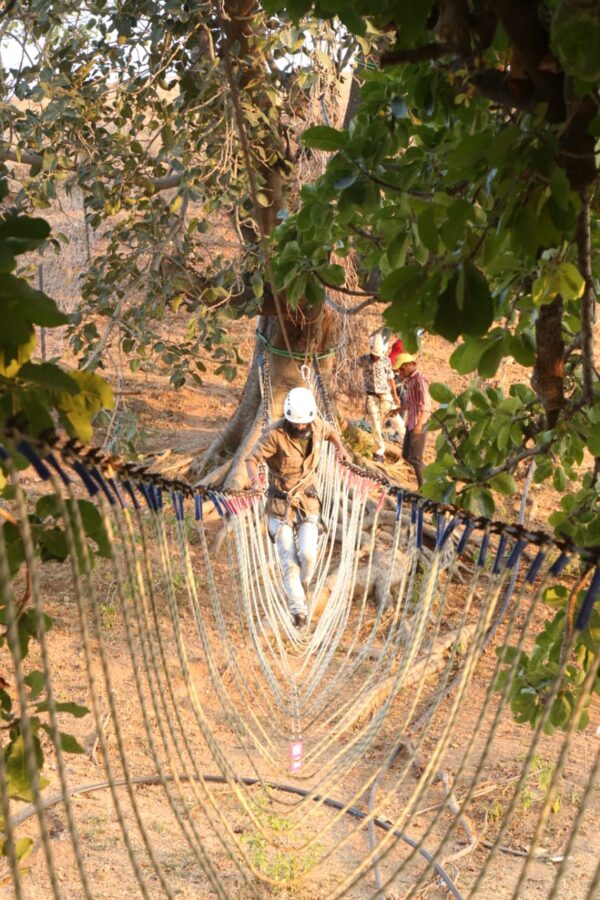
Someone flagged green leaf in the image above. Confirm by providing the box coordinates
[551,2,600,81]
[333,173,358,190]
[543,585,568,608]
[491,472,517,495]
[57,371,115,442]
[391,97,409,119]
[77,500,112,558]
[477,337,505,378]
[0,275,68,326]
[317,263,345,286]
[286,272,307,305]
[4,735,48,801]
[449,339,487,374]
[417,206,438,253]
[38,527,69,562]
[550,694,571,729]
[36,700,89,718]
[475,487,495,517]
[550,167,571,213]
[429,382,454,404]
[1,836,34,863]
[587,423,600,457]
[386,233,408,268]
[446,132,493,183]
[0,214,50,243]
[15,836,34,862]
[1,521,25,578]
[380,266,426,302]
[18,362,80,394]
[40,725,85,754]
[461,264,494,337]
[532,263,585,306]
[24,670,45,701]
[496,421,511,451]
[508,334,536,367]
[440,199,475,249]
[433,277,461,341]
[16,609,52,659]
[553,466,568,492]
[301,125,348,152]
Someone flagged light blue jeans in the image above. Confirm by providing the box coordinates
[268,515,319,616]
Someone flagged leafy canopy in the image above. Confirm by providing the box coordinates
[267,0,600,537]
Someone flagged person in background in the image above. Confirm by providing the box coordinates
[394,353,431,489]
[357,333,405,463]
[245,387,349,629]
[388,335,405,370]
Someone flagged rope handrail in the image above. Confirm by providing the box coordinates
[3,422,599,575]
[255,329,337,361]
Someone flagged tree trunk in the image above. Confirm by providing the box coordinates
[532,296,565,428]
[190,2,357,486]
[193,304,338,485]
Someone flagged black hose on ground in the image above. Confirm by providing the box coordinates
[11,772,463,899]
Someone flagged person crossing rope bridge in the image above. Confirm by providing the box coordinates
[358,333,406,463]
[245,387,349,628]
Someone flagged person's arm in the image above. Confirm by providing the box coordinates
[412,374,427,434]
[326,429,351,463]
[388,373,400,406]
[399,387,407,418]
[384,357,399,404]
[245,455,266,491]
[245,431,275,490]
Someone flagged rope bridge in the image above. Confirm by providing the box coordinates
[1,420,599,898]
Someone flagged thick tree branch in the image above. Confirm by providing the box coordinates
[150,171,183,191]
[0,144,184,192]
[490,0,565,122]
[532,295,565,428]
[380,43,454,66]
[576,186,596,405]
[470,69,536,114]
[484,443,548,478]
[315,272,378,297]
[325,293,381,315]
[0,145,43,167]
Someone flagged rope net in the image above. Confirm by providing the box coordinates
[1,420,599,898]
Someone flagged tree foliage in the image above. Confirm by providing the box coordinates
[0,0,350,384]
[266,0,600,535]
[264,0,600,729]
[0,178,113,850]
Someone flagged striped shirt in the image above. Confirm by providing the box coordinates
[404,369,431,429]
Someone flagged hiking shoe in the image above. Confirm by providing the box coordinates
[373,452,385,463]
[293,613,307,629]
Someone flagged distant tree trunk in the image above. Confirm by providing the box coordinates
[192,2,347,485]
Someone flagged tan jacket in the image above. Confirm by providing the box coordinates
[246,417,334,520]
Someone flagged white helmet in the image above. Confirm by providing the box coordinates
[284,387,318,424]
[370,333,386,357]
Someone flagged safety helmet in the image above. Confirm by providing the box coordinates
[369,333,386,357]
[284,387,318,424]
[393,352,416,370]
